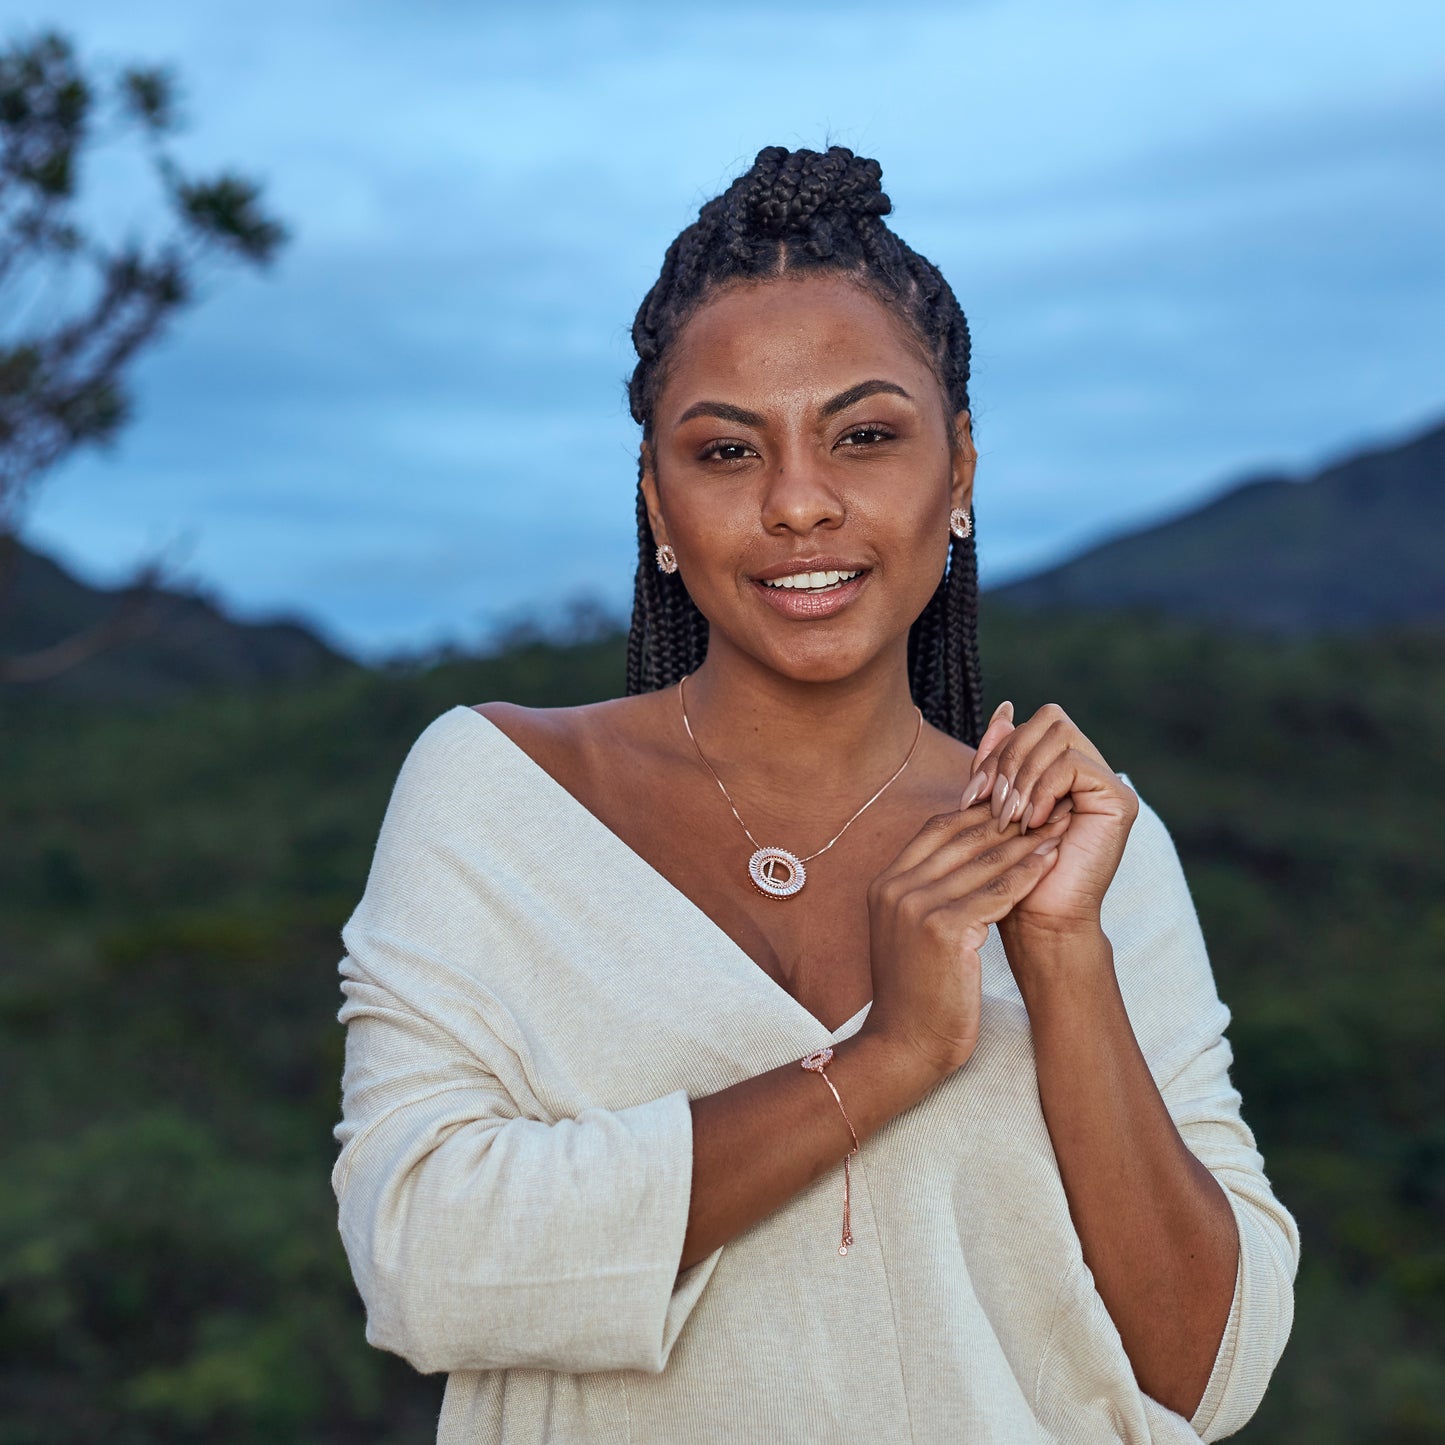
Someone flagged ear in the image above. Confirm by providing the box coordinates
[639,441,670,549]
[949,409,976,517]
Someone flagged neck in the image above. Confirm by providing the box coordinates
[678,638,924,818]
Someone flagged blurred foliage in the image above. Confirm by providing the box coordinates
[0,28,287,525]
[0,610,1440,1441]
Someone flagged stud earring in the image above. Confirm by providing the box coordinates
[949,507,973,541]
[655,543,678,574]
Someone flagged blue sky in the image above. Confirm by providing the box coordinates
[9,0,1445,659]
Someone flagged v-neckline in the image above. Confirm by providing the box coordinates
[451,705,871,1042]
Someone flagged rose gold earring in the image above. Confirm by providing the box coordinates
[655,543,678,574]
[949,507,973,540]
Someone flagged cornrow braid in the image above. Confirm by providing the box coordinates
[623,144,983,745]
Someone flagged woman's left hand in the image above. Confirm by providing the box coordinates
[965,701,1138,944]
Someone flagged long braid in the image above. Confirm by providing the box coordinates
[624,145,985,745]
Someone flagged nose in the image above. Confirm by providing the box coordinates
[758,446,845,536]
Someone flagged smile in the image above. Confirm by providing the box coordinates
[753,567,870,620]
[760,569,863,592]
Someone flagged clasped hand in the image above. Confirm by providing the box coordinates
[969,699,1138,942]
[862,700,1137,1081]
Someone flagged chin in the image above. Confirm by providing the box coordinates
[755,633,895,686]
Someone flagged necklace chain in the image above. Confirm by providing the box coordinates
[678,673,925,868]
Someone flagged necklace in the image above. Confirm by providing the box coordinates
[678,673,925,900]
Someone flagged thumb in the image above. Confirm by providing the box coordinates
[971,700,1015,772]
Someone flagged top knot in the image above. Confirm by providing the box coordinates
[741,145,892,238]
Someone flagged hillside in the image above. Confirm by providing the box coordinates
[7,412,1442,710]
[0,535,352,704]
[991,416,1445,633]
[1,611,1441,1443]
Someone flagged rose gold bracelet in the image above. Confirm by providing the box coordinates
[801,1047,860,1255]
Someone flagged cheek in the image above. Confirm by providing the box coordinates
[665,494,753,584]
[852,474,953,548]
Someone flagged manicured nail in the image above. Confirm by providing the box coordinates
[1016,791,1032,835]
[1001,791,1023,833]
[959,770,991,808]
[991,771,1010,812]
[992,774,1012,831]
[1032,836,1061,855]
[990,700,1014,724]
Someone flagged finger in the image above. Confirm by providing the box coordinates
[914,833,1063,930]
[973,705,1071,827]
[1019,749,1127,827]
[959,767,994,809]
[891,807,1070,898]
[997,719,1077,834]
[1009,778,1078,839]
[985,705,1114,833]
[893,762,1075,882]
[966,701,1016,781]
[885,806,996,879]
[1000,702,1110,774]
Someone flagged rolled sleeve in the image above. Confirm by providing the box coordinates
[1167,1035,1300,1441]
[332,961,716,1376]
[1108,790,1300,1438]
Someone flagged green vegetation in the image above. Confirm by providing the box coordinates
[1,607,1440,1442]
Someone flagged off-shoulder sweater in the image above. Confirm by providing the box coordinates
[332,705,1299,1443]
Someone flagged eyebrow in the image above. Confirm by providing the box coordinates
[820,379,912,418]
[674,379,913,429]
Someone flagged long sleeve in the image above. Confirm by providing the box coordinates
[1163,1031,1299,1441]
[330,713,722,1377]
[332,956,714,1375]
[1105,791,1300,1441]
[328,708,1299,1440]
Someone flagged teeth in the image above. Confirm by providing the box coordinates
[763,569,861,591]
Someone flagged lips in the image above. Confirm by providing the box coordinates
[760,567,863,593]
[751,556,872,584]
[752,568,870,620]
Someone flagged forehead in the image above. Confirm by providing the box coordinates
[660,273,937,414]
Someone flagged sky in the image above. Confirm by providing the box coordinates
[8,0,1445,660]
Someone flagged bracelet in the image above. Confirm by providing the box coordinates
[801,1047,859,1256]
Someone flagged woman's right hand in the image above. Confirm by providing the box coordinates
[862,794,1070,1081]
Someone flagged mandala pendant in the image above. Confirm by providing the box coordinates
[748,846,806,899]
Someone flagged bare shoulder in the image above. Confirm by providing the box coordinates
[912,719,981,803]
[469,692,677,780]
[926,721,980,772]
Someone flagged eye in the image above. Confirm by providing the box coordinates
[837,424,895,447]
[698,438,758,463]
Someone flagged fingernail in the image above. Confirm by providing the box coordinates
[959,771,991,808]
[990,700,1014,724]
[992,774,1011,831]
[1032,836,1061,855]
[1017,791,1032,835]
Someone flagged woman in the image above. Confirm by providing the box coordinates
[333,146,1298,1443]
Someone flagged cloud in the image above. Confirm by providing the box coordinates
[12,0,1444,650]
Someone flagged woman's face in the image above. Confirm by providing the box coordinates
[641,271,974,687]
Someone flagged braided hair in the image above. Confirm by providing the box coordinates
[624,145,983,746]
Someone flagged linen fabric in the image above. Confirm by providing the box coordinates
[333,706,1299,1444]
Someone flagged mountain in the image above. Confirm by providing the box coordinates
[8,409,1441,708]
[0,535,353,704]
[989,416,1445,633]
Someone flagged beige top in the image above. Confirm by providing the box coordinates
[332,705,1298,1444]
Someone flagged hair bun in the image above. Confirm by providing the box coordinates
[744,145,892,238]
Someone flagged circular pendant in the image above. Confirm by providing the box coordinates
[748,846,806,899]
